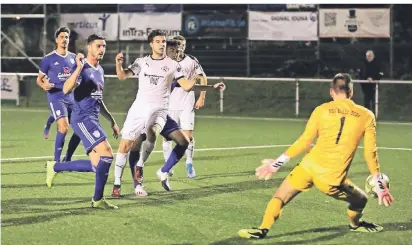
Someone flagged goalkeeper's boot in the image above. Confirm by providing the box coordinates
[349,221,383,232]
[46,161,57,188]
[238,227,269,239]
[91,198,118,209]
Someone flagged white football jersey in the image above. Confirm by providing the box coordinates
[168,54,205,111]
[127,55,184,109]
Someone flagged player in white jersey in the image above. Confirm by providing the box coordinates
[162,35,207,179]
[111,30,225,197]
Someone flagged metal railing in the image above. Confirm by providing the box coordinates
[2,72,412,119]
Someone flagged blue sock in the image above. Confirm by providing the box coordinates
[46,115,55,126]
[64,133,81,161]
[128,151,140,179]
[161,144,187,173]
[94,156,113,201]
[54,131,66,162]
[54,159,95,172]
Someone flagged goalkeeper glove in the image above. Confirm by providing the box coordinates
[372,173,394,206]
[255,154,290,180]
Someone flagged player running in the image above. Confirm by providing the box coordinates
[36,27,81,162]
[111,31,225,197]
[238,73,394,239]
[46,34,120,209]
[162,35,207,179]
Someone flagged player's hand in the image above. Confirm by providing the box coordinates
[41,77,55,91]
[255,159,280,180]
[194,98,205,109]
[115,53,124,65]
[76,53,85,68]
[213,82,226,91]
[112,123,120,139]
[373,173,395,206]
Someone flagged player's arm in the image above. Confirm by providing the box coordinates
[116,53,137,80]
[363,113,380,175]
[36,57,54,91]
[256,107,320,180]
[364,112,394,206]
[63,53,84,94]
[195,60,207,108]
[192,82,226,92]
[99,100,120,139]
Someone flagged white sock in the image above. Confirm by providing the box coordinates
[137,140,155,167]
[114,152,128,186]
[186,137,195,164]
[162,139,173,162]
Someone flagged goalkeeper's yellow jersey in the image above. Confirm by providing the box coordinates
[285,98,380,186]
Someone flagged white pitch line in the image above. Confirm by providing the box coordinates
[2,108,412,126]
[1,144,411,162]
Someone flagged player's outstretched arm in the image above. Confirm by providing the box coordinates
[99,100,120,139]
[256,107,319,180]
[176,77,197,91]
[115,53,134,80]
[363,113,394,206]
[195,74,208,109]
[63,53,84,94]
[191,82,226,92]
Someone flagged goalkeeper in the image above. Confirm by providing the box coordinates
[238,73,394,239]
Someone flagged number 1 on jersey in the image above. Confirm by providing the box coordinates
[336,117,346,144]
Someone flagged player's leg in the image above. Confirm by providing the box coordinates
[239,164,312,239]
[162,110,180,162]
[62,103,81,162]
[157,116,189,191]
[49,100,70,162]
[320,179,382,232]
[112,109,147,197]
[180,109,196,178]
[46,119,117,209]
[130,134,148,197]
[112,138,135,197]
[43,113,55,139]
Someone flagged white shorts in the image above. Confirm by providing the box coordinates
[168,109,195,131]
[121,103,168,141]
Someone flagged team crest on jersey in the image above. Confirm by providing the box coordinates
[93,130,101,138]
[70,59,75,64]
[161,66,169,72]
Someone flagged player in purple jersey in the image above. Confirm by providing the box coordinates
[36,27,81,162]
[46,34,120,209]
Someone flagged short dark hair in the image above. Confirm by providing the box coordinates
[172,35,186,42]
[87,34,105,44]
[55,27,70,38]
[332,73,353,97]
[148,29,166,43]
[166,40,178,47]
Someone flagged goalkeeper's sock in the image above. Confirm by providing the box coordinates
[347,208,363,227]
[259,197,283,230]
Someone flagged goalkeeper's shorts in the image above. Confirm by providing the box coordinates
[287,164,358,201]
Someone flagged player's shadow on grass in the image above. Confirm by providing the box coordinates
[1,207,92,227]
[209,219,412,245]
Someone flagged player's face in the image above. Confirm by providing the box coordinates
[88,39,106,61]
[150,36,166,56]
[166,46,178,60]
[56,32,69,49]
[178,40,186,57]
[366,52,374,62]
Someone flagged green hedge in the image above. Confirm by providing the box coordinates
[11,77,412,121]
